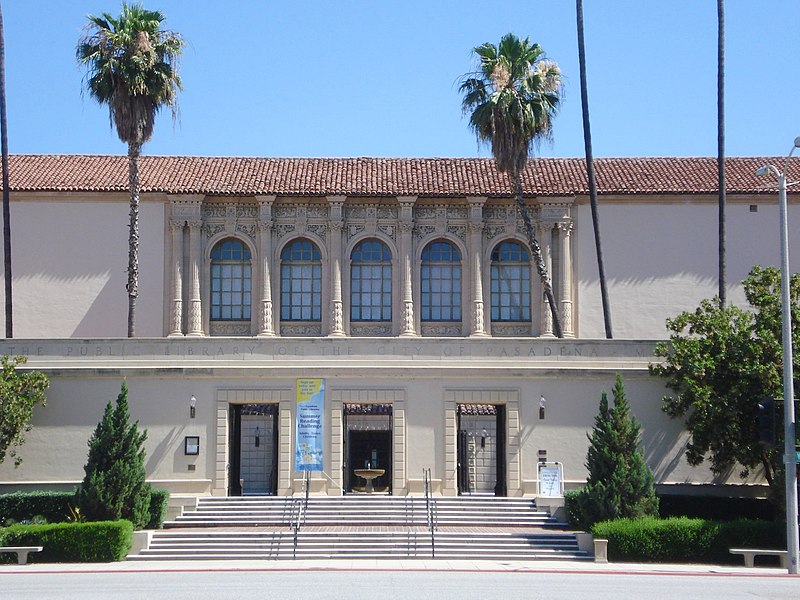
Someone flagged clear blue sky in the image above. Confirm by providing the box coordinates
[4,1,800,158]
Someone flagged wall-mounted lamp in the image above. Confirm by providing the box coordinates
[539,395,547,420]
[184,435,200,455]
[189,395,196,419]
[481,428,488,448]
[254,426,260,448]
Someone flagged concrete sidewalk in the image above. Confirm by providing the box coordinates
[0,558,794,577]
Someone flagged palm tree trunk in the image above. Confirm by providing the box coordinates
[717,0,727,307]
[577,0,612,339]
[0,3,12,339]
[513,172,562,338]
[126,141,141,338]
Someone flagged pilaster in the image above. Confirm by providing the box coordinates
[558,222,575,338]
[398,196,417,337]
[467,196,488,337]
[256,196,276,337]
[327,196,346,337]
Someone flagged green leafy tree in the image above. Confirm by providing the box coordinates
[460,33,564,337]
[77,381,150,528]
[0,355,49,467]
[574,375,659,528]
[77,3,184,337]
[651,265,800,498]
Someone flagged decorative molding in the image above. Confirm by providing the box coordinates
[235,223,257,240]
[280,322,323,337]
[350,323,392,337]
[415,206,437,220]
[413,224,436,240]
[210,321,251,336]
[329,301,345,336]
[306,204,328,218]
[273,206,297,219]
[258,301,275,337]
[483,225,506,240]
[377,224,396,242]
[307,223,328,242]
[421,323,462,337]
[347,223,365,240]
[491,323,531,337]
[447,225,467,241]
[204,223,226,239]
[377,206,398,219]
[345,206,366,220]
[447,206,468,220]
[275,223,297,239]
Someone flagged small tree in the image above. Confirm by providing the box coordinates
[77,381,150,528]
[0,355,49,467]
[574,375,659,528]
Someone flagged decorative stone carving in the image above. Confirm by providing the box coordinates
[483,225,506,240]
[329,221,344,232]
[258,300,275,337]
[377,224,396,241]
[202,204,227,218]
[235,223,256,240]
[204,224,226,239]
[276,224,297,239]
[330,301,345,336]
[209,321,251,336]
[421,323,462,337]
[447,225,467,241]
[377,206,398,219]
[273,206,297,219]
[413,225,436,240]
[345,206,366,220]
[237,205,259,218]
[491,323,531,337]
[473,301,485,335]
[307,223,328,242]
[350,324,392,337]
[415,206,437,220]
[400,301,415,336]
[307,204,328,218]
[280,323,323,337]
[447,206,468,220]
[347,223,365,240]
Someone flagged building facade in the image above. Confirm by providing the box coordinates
[0,155,795,505]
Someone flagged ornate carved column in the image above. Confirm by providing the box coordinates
[257,196,276,337]
[398,196,417,337]
[467,196,487,337]
[168,219,184,336]
[538,223,555,338]
[558,222,575,337]
[327,196,346,337]
[186,220,204,336]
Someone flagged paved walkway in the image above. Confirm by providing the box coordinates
[0,558,794,577]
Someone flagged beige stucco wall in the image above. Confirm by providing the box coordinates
[0,338,765,498]
[0,194,166,338]
[575,196,800,339]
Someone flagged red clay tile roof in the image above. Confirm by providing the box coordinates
[4,154,798,197]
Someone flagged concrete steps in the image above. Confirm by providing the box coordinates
[130,496,588,561]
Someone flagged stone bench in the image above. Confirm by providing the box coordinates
[0,546,44,565]
[729,548,788,568]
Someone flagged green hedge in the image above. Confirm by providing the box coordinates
[592,517,785,564]
[0,491,74,525]
[0,520,133,563]
[146,489,169,529]
[0,489,170,529]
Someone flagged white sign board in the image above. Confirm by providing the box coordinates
[537,463,563,497]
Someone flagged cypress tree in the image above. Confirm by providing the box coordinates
[77,381,150,528]
[576,375,659,528]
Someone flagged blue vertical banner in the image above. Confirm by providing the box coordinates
[296,378,324,471]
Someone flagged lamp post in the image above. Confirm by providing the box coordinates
[756,136,800,574]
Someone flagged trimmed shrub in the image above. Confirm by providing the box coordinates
[146,489,169,529]
[564,488,585,529]
[0,491,74,525]
[592,517,785,564]
[0,520,133,563]
[658,494,774,521]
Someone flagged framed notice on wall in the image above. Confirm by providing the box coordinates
[537,462,564,497]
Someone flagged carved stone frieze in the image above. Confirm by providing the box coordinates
[345,206,366,220]
[421,323,462,337]
[202,204,227,218]
[280,322,323,337]
[237,206,259,218]
[273,206,297,219]
[491,323,532,337]
[483,225,506,240]
[415,206,437,220]
[377,206,398,219]
[306,204,328,218]
[350,323,392,337]
[447,206,468,220]
[210,321,251,336]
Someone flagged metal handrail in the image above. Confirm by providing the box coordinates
[423,468,436,558]
[292,470,311,559]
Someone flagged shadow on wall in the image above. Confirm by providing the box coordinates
[71,274,126,337]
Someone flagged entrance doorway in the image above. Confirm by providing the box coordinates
[457,404,506,496]
[343,403,392,493]
[228,404,279,496]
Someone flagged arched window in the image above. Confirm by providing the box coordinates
[421,240,461,321]
[280,238,322,321]
[351,239,392,321]
[490,241,531,322]
[210,238,252,321]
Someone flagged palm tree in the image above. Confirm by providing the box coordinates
[78,3,183,337]
[0,1,11,338]
[576,0,612,338]
[717,0,726,307]
[460,33,564,337]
